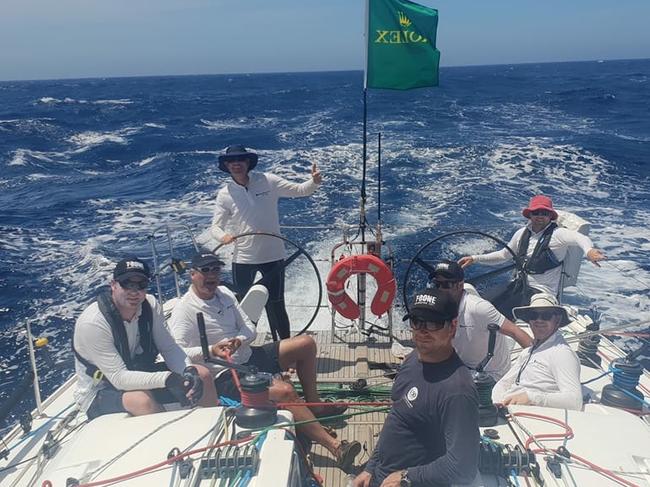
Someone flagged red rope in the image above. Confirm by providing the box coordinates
[277,401,390,408]
[513,411,639,487]
[74,436,254,487]
[224,352,242,392]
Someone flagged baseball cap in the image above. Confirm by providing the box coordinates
[432,260,464,281]
[113,257,151,281]
[402,288,459,322]
[191,253,225,269]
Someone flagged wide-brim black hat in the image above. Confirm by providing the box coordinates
[218,145,258,172]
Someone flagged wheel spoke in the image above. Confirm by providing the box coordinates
[414,257,437,277]
[466,264,516,285]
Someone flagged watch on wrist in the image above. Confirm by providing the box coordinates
[400,469,412,487]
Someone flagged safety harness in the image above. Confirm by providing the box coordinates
[517,223,562,275]
[73,291,158,384]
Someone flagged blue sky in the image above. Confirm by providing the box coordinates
[1,0,649,81]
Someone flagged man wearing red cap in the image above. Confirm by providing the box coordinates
[459,195,605,309]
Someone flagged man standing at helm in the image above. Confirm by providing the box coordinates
[459,195,605,315]
[210,145,322,341]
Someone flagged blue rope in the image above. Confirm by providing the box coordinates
[609,362,650,409]
[510,469,521,487]
[580,370,611,386]
[218,396,241,407]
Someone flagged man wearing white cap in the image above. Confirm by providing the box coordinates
[491,293,582,411]
[459,195,605,311]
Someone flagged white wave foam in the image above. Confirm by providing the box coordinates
[38,97,60,104]
[7,148,58,166]
[37,97,133,105]
[93,99,133,105]
[66,125,146,151]
[67,131,128,148]
[138,156,156,166]
[200,118,249,130]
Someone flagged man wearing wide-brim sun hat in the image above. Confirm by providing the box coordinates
[458,194,606,315]
[209,144,322,341]
[491,292,582,411]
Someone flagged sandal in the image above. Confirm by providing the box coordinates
[335,439,361,470]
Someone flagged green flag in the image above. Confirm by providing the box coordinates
[366,0,440,90]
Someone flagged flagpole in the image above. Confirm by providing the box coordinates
[357,0,371,333]
[361,0,370,244]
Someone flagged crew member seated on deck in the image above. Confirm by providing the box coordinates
[492,293,583,411]
[73,257,217,420]
[353,287,479,487]
[432,260,533,381]
[458,195,606,317]
[168,253,360,470]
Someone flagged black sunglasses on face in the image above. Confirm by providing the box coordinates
[119,279,149,291]
[195,265,221,274]
[410,319,448,332]
[434,280,459,289]
[526,310,558,321]
[530,209,551,216]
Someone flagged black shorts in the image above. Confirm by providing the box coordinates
[214,342,282,401]
[86,363,176,420]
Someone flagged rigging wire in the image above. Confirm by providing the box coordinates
[602,260,650,290]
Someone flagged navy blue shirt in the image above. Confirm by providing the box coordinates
[367,351,479,487]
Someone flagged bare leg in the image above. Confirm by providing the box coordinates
[122,391,164,416]
[269,380,338,454]
[193,364,219,407]
[278,335,320,403]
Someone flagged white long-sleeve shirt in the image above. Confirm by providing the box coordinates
[210,172,319,264]
[73,294,191,412]
[472,222,594,295]
[492,331,583,411]
[168,286,257,377]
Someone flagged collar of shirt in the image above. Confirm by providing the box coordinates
[526,221,553,236]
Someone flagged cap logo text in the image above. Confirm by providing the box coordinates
[126,261,144,270]
[415,294,436,306]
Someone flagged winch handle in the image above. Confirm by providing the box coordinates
[475,323,499,373]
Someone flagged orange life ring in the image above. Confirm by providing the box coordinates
[326,254,396,320]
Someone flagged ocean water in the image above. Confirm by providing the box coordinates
[1,59,649,431]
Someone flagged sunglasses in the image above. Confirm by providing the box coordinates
[119,279,149,291]
[434,280,460,289]
[530,209,552,216]
[525,310,558,321]
[410,319,448,332]
[195,265,221,274]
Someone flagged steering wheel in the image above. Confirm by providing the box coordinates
[402,230,524,312]
[212,232,323,335]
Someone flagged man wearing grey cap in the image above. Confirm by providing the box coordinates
[353,288,479,487]
[169,253,361,470]
[72,257,218,420]
[432,260,532,381]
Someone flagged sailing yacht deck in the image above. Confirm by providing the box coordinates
[253,329,413,487]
